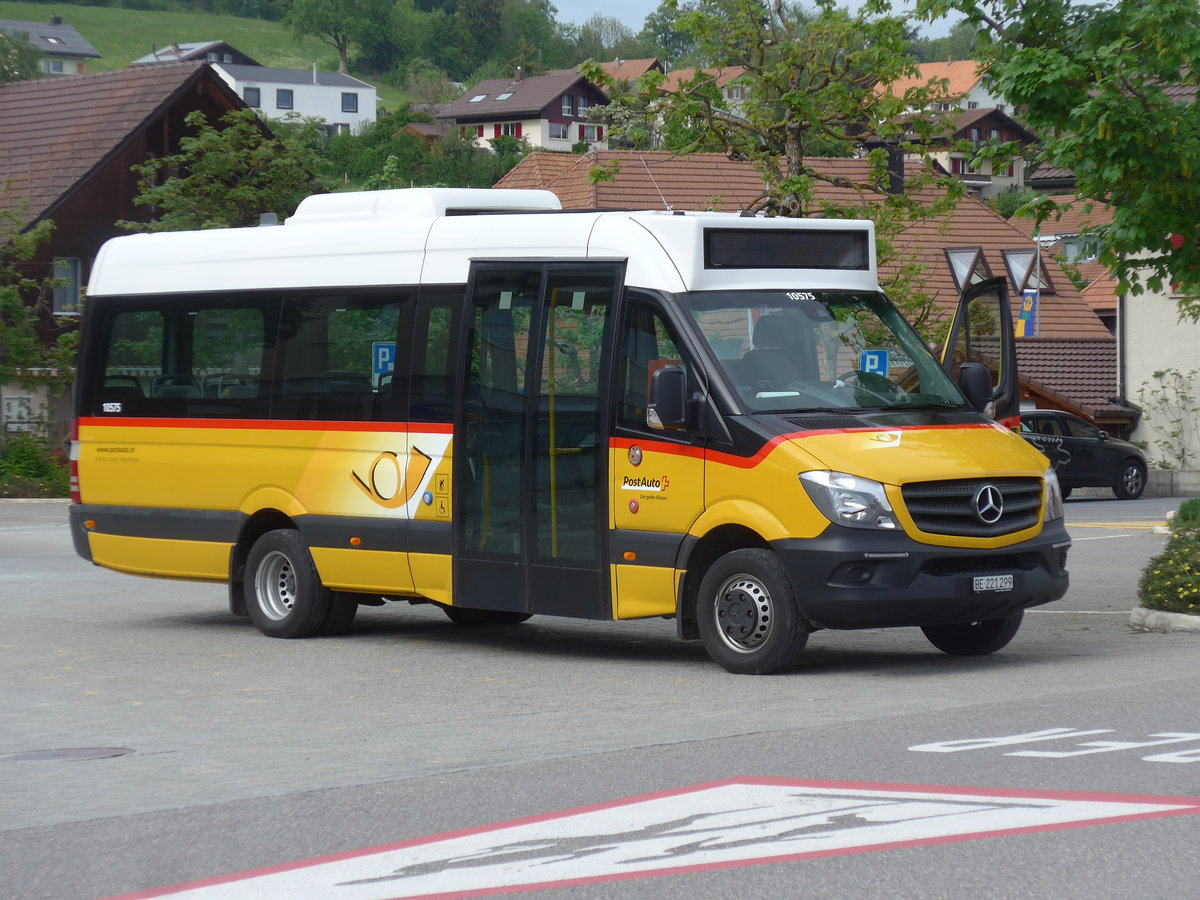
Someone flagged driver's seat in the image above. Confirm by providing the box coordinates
[741,315,812,392]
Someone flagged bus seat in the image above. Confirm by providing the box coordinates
[150,374,201,398]
[741,315,813,390]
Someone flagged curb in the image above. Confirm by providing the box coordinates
[1130,606,1200,634]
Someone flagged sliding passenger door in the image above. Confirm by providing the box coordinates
[455,261,623,619]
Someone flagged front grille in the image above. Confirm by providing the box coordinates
[901,477,1042,537]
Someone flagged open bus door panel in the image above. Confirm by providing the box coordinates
[939,276,1019,426]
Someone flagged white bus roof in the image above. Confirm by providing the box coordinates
[87,188,879,298]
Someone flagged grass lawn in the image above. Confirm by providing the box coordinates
[0,1,406,112]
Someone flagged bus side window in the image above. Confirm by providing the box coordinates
[96,309,163,415]
[274,294,406,421]
[616,301,690,433]
[404,291,461,424]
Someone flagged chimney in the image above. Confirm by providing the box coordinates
[50,15,62,25]
[885,143,905,195]
[514,66,523,83]
[312,62,317,84]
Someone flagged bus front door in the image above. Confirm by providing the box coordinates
[455,261,622,619]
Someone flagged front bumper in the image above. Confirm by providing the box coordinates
[772,520,1071,630]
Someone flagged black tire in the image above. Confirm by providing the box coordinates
[441,606,532,626]
[696,548,809,674]
[921,611,1023,656]
[1114,459,1146,500]
[1059,486,1073,500]
[244,529,333,638]
[317,592,359,635]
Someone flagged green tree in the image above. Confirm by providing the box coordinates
[639,0,699,66]
[916,0,1200,320]
[120,109,328,232]
[907,18,977,62]
[286,0,385,73]
[588,0,968,336]
[0,28,41,83]
[0,192,74,391]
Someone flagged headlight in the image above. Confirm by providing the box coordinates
[800,470,899,530]
[1044,467,1064,521]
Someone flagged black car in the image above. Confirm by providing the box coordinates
[1020,410,1148,500]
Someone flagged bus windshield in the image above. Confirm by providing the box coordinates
[682,290,966,413]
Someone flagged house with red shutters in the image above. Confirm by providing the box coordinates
[436,68,610,152]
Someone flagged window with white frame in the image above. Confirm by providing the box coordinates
[276,88,293,110]
[561,95,573,115]
[580,123,602,142]
[500,122,519,137]
[43,59,64,73]
[549,121,570,140]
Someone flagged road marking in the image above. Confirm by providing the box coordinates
[104,778,1200,900]
[1070,522,1166,529]
[911,729,1200,763]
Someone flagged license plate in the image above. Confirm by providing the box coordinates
[973,574,1014,593]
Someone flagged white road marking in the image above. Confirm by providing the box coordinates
[106,778,1200,900]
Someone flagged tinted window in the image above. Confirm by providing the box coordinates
[92,301,273,419]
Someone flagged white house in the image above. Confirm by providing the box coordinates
[436,68,610,152]
[211,63,376,134]
[0,14,101,76]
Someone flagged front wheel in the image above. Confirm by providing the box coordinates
[244,529,334,638]
[921,612,1023,656]
[1114,459,1146,500]
[697,548,809,674]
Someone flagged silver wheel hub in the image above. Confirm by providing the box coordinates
[255,550,297,621]
[714,575,772,653]
[1123,466,1144,493]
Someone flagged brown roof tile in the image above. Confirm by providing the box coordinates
[1015,338,1128,417]
[879,60,984,102]
[0,61,228,229]
[598,58,662,84]
[660,66,747,92]
[437,69,604,122]
[499,151,1111,341]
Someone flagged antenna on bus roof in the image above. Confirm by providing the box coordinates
[640,157,671,211]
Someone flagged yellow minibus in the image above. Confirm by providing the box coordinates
[69,188,1069,673]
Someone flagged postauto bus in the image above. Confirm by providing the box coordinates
[69,188,1070,674]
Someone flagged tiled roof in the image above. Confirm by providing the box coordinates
[498,150,1111,341]
[0,17,101,59]
[1079,269,1118,315]
[598,58,662,84]
[660,66,747,92]
[878,60,983,102]
[1015,338,1130,417]
[438,69,601,121]
[0,62,231,230]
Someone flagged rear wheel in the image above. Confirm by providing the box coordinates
[244,529,333,638]
[697,548,809,675]
[441,606,531,626]
[1114,459,1146,500]
[921,612,1023,656]
[318,592,359,635]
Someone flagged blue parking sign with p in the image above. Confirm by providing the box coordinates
[860,349,888,377]
[372,342,396,377]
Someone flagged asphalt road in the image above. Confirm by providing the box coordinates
[1,496,1197,900]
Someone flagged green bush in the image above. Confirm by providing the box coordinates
[1137,515,1200,615]
[1174,498,1200,528]
[0,432,69,499]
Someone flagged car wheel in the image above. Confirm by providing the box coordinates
[697,548,809,675]
[1060,486,1073,500]
[244,529,333,638]
[1114,459,1146,500]
[318,591,359,635]
[921,612,1023,656]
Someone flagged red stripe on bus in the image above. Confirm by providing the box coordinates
[77,417,454,434]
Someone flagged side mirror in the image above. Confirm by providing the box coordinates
[958,361,993,414]
[647,366,687,430]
